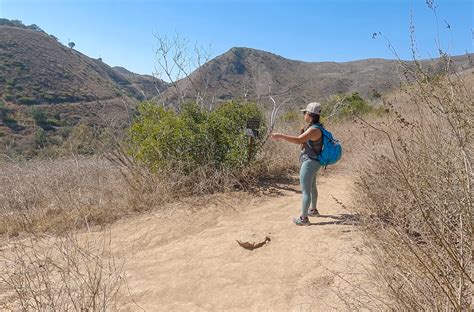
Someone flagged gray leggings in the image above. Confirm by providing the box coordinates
[299,158,321,218]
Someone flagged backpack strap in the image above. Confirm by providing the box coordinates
[305,123,324,160]
[310,123,324,134]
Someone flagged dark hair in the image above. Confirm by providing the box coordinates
[308,113,321,125]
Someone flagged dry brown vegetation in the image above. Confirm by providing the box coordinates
[352,59,473,310]
[0,116,305,309]
[0,231,123,311]
[1,69,471,308]
[0,92,376,309]
[0,157,127,237]
[0,124,301,239]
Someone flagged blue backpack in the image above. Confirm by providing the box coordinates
[312,124,342,166]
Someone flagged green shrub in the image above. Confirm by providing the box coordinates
[29,107,47,126]
[46,118,61,127]
[322,92,384,119]
[207,101,266,168]
[3,117,18,129]
[4,94,14,101]
[279,111,299,123]
[41,93,55,103]
[17,96,38,105]
[12,61,26,70]
[64,123,97,154]
[341,92,372,115]
[57,94,75,103]
[129,101,266,171]
[34,128,47,147]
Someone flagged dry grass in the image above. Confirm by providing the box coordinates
[0,157,130,237]
[352,59,473,310]
[0,115,308,308]
[0,116,305,239]
[0,231,123,311]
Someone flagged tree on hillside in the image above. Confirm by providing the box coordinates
[29,106,47,127]
[68,41,75,49]
[29,24,42,32]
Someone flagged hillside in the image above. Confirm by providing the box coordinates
[0,25,166,105]
[166,47,473,108]
[0,23,167,157]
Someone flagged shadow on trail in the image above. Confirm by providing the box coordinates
[247,175,301,195]
[310,214,360,226]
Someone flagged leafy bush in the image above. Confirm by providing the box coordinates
[17,96,38,105]
[46,118,61,127]
[12,61,26,70]
[4,94,14,101]
[129,101,266,171]
[40,92,77,104]
[64,123,98,154]
[33,128,47,148]
[29,107,48,126]
[3,116,20,130]
[322,92,384,119]
[278,111,299,123]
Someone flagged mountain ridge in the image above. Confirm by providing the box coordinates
[166,46,472,108]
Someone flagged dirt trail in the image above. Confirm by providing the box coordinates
[109,171,373,311]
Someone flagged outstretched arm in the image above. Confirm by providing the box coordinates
[271,127,320,145]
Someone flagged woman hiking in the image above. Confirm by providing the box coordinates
[271,102,323,226]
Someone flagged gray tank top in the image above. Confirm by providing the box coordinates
[300,125,323,162]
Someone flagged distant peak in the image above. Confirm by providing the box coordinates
[220,47,292,63]
[113,66,133,74]
[226,47,270,55]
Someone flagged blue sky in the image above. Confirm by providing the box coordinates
[1,0,472,75]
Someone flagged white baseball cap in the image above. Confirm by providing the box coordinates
[300,102,321,115]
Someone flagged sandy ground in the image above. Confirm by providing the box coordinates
[0,170,379,311]
[108,171,376,311]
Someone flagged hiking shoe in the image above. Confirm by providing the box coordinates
[308,208,320,217]
[293,216,310,226]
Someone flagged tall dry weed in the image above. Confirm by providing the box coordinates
[0,231,123,311]
[0,157,131,237]
[355,56,473,310]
